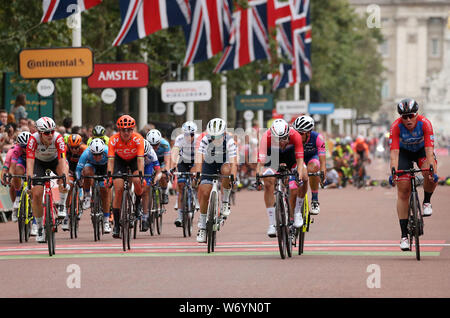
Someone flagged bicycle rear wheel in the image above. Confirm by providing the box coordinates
[207,191,217,254]
[284,198,292,258]
[148,189,155,236]
[275,194,287,259]
[25,196,32,242]
[182,186,188,237]
[70,185,79,239]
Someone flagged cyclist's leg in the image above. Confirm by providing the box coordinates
[175,163,190,226]
[418,151,437,216]
[307,157,321,214]
[197,178,213,243]
[55,159,70,216]
[112,156,126,236]
[81,165,95,209]
[11,163,25,218]
[220,163,232,217]
[397,149,413,244]
[262,167,276,236]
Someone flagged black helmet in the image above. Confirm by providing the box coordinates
[93,125,106,137]
[397,98,419,115]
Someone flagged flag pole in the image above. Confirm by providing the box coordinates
[71,11,82,126]
[220,72,227,123]
[187,65,194,122]
[139,51,148,130]
[257,84,264,129]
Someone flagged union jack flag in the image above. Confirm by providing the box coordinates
[183,0,233,66]
[113,0,191,47]
[272,0,311,90]
[214,0,269,73]
[41,0,102,23]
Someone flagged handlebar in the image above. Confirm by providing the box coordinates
[28,174,67,190]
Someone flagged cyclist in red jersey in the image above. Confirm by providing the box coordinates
[26,117,70,243]
[107,115,145,238]
[389,98,438,251]
[256,119,307,237]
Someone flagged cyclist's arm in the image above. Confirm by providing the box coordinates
[107,137,116,175]
[163,153,171,171]
[422,117,436,171]
[137,156,144,175]
[75,151,88,180]
[26,136,37,180]
[170,146,180,170]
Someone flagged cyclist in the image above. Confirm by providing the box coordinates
[141,139,162,232]
[256,119,306,237]
[26,117,70,243]
[87,125,110,146]
[107,115,145,239]
[389,98,438,251]
[65,134,88,210]
[146,129,171,205]
[193,118,237,243]
[75,139,112,233]
[292,115,326,215]
[352,135,371,166]
[170,121,199,227]
[9,132,38,235]
[1,142,21,211]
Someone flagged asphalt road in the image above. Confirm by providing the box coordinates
[0,155,449,299]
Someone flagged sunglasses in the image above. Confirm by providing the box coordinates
[278,135,289,141]
[401,114,416,120]
[120,128,133,132]
[70,146,80,150]
[42,131,54,136]
[211,134,224,140]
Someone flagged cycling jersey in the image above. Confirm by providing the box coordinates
[87,135,110,146]
[4,145,24,169]
[75,147,109,180]
[173,133,199,163]
[144,147,160,183]
[108,132,145,161]
[303,131,326,163]
[258,129,304,164]
[27,132,66,162]
[389,115,434,152]
[154,138,171,164]
[198,134,237,164]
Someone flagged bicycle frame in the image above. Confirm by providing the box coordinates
[8,174,33,243]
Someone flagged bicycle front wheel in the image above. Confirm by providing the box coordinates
[411,192,421,261]
[207,191,217,254]
[45,194,54,256]
[275,194,287,259]
[70,185,79,239]
[18,201,25,244]
[120,190,130,251]
[156,189,163,235]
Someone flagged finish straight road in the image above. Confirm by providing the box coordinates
[0,155,449,298]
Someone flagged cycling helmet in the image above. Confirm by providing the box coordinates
[182,121,198,134]
[335,137,341,145]
[17,131,31,147]
[293,115,314,133]
[355,136,365,144]
[67,134,83,147]
[36,117,56,133]
[92,125,106,137]
[270,119,289,138]
[144,139,151,155]
[146,129,162,145]
[397,98,419,115]
[116,115,136,129]
[344,136,352,145]
[206,118,226,137]
[89,138,105,155]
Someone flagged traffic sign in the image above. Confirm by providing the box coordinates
[243,110,254,121]
[329,108,353,120]
[276,100,308,114]
[37,79,55,97]
[173,102,187,116]
[101,89,117,104]
[355,118,372,125]
[18,47,94,79]
[87,62,149,88]
[161,81,212,103]
[235,95,273,111]
[308,103,334,114]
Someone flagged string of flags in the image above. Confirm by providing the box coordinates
[40,0,312,90]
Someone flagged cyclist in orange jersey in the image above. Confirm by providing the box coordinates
[107,115,145,239]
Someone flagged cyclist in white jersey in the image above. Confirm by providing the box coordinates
[26,117,70,243]
[170,121,200,227]
[193,118,237,243]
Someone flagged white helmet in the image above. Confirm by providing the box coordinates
[270,119,289,138]
[206,118,226,137]
[17,131,31,147]
[182,121,198,134]
[146,129,162,145]
[293,115,314,133]
[89,138,105,155]
[144,139,151,155]
[36,117,56,133]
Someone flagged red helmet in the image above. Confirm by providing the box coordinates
[117,115,136,129]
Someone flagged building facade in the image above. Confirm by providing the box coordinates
[349,0,450,138]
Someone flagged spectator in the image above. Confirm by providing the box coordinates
[0,109,8,126]
[57,126,66,135]
[323,163,341,189]
[63,117,72,133]
[11,94,28,122]
[7,113,16,124]
[27,119,36,134]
